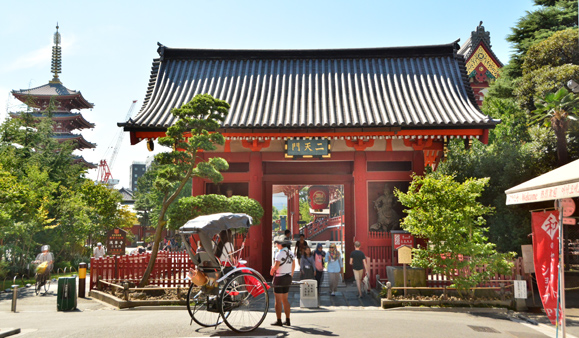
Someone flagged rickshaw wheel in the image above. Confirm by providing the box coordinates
[187,283,227,327]
[220,272,269,333]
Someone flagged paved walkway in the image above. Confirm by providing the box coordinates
[278,271,379,308]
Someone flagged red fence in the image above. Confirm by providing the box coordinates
[369,256,531,289]
[90,251,194,289]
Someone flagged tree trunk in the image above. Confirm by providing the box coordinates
[138,163,196,287]
[138,201,169,287]
[553,121,569,167]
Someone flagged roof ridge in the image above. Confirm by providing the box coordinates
[157,41,461,61]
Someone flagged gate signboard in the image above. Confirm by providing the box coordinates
[106,228,127,256]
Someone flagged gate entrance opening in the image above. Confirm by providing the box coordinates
[271,185,345,271]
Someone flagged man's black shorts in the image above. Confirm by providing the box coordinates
[273,274,292,294]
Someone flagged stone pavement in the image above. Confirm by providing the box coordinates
[277,271,380,309]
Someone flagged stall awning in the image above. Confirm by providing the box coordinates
[505,159,579,205]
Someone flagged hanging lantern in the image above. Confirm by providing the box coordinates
[309,186,329,211]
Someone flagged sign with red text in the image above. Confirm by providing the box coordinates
[532,211,561,325]
[393,233,414,250]
[106,228,127,256]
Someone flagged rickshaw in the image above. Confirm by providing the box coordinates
[179,213,269,333]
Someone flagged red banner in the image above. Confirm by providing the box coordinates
[532,210,561,325]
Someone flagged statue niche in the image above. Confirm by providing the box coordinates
[369,184,400,232]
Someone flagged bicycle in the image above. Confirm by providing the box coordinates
[32,261,51,296]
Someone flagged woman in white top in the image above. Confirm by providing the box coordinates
[270,235,295,326]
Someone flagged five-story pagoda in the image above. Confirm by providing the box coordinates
[11,25,96,168]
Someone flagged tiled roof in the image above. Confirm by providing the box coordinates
[72,155,97,169]
[54,133,96,149]
[12,82,94,109]
[121,42,496,131]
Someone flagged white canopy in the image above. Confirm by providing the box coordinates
[505,159,579,205]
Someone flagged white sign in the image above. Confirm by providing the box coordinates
[514,280,527,299]
[506,182,579,205]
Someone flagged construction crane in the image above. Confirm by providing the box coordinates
[97,100,138,186]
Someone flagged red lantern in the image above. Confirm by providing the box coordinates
[309,186,329,210]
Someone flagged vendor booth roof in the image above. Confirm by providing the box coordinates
[505,159,579,205]
[120,42,497,131]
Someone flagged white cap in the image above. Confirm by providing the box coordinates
[97,242,102,246]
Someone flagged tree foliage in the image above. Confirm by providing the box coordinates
[394,173,514,294]
[530,87,579,165]
[0,101,134,276]
[517,28,579,110]
[506,0,577,77]
[168,194,264,230]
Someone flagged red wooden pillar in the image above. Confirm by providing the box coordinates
[248,152,264,273]
[344,181,355,279]
[413,150,425,176]
[292,189,300,237]
[286,194,292,232]
[353,151,369,255]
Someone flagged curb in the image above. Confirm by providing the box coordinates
[385,306,510,315]
[0,328,21,338]
[89,290,187,309]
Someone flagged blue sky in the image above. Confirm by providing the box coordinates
[0,0,537,188]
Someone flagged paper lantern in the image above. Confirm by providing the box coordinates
[309,186,329,210]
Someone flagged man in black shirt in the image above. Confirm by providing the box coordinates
[349,241,369,298]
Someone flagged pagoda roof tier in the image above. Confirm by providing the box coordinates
[12,82,94,110]
[10,112,95,130]
[72,155,97,169]
[120,42,497,136]
[54,133,96,149]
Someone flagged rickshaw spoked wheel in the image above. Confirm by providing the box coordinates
[220,272,269,333]
[187,283,229,327]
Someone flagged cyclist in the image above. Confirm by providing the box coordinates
[33,245,54,287]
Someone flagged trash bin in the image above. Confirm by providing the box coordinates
[57,277,77,311]
[299,279,318,308]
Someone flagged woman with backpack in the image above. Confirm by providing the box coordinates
[300,246,315,280]
[313,243,326,292]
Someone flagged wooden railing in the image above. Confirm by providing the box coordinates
[369,256,531,290]
[90,252,194,290]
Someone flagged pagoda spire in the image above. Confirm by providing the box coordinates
[50,23,62,84]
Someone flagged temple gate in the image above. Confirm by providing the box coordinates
[120,41,498,277]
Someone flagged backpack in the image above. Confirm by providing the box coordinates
[315,252,324,271]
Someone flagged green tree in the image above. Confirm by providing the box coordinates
[168,194,263,229]
[395,173,514,294]
[530,87,579,165]
[505,0,577,77]
[517,28,579,110]
[139,94,230,287]
[0,99,134,274]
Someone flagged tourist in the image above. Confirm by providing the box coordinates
[35,245,54,273]
[300,246,315,280]
[294,234,308,265]
[350,241,369,298]
[270,235,295,326]
[93,242,106,258]
[215,229,237,266]
[284,229,291,240]
[313,243,326,292]
[327,243,343,296]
